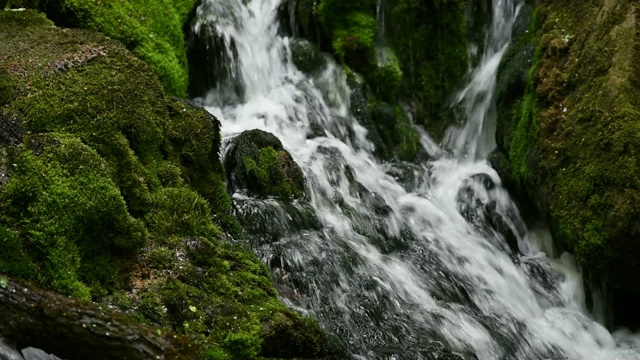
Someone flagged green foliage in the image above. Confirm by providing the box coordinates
[0,13,340,359]
[0,134,147,299]
[14,0,194,96]
[388,0,468,118]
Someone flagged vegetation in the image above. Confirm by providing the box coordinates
[225,130,305,200]
[0,10,341,359]
[286,0,467,158]
[8,0,195,96]
[495,0,640,295]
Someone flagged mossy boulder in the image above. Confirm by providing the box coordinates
[225,130,305,201]
[9,0,196,97]
[347,73,420,162]
[495,0,640,297]
[290,38,325,75]
[0,10,340,359]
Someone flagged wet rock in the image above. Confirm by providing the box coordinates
[225,129,305,200]
[290,38,324,75]
[0,338,23,360]
[186,9,242,100]
[20,348,60,360]
[234,198,321,246]
[385,162,428,192]
[457,173,520,256]
[0,276,199,360]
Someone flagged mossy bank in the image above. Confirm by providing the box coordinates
[0,10,345,359]
[6,0,196,97]
[494,0,640,318]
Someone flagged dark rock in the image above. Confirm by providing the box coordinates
[0,338,23,360]
[225,129,305,200]
[290,38,324,75]
[0,276,199,360]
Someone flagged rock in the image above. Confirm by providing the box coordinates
[0,276,199,360]
[495,0,640,299]
[290,38,324,75]
[0,338,23,360]
[225,129,305,200]
[20,349,60,360]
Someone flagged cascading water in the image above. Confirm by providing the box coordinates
[192,0,640,358]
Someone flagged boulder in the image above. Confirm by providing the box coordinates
[225,129,305,200]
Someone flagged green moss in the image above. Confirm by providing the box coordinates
[14,0,194,96]
[243,147,301,200]
[226,130,305,201]
[332,12,376,67]
[508,44,542,193]
[310,0,467,135]
[163,97,238,234]
[157,161,185,188]
[145,187,220,240]
[388,0,468,120]
[0,67,14,106]
[498,0,640,294]
[0,10,343,359]
[367,50,403,101]
[0,133,147,299]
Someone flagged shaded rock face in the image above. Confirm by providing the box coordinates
[495,0,640,313]
[225,129,306,200]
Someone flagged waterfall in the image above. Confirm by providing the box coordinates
[445,0,522,160]
[192,0,640,358]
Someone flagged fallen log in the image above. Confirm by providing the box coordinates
[0,276,200,360]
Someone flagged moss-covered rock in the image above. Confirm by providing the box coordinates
[387,0,468,119]
[1,133,147,299]
[495,0,640,296]
[290,38,325,75]
[284,0,467,142]
[10,0,195,96]
[0,11,340,359]
[225,130,305,201]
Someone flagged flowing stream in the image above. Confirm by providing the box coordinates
[192,0,640,358]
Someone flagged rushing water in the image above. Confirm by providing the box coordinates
[192,0,640,359]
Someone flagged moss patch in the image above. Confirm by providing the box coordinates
[497,0,640,294]
[0,11,340,359]
[225,130,305,201]
[11,0,195,96]
[0,133,147,299]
